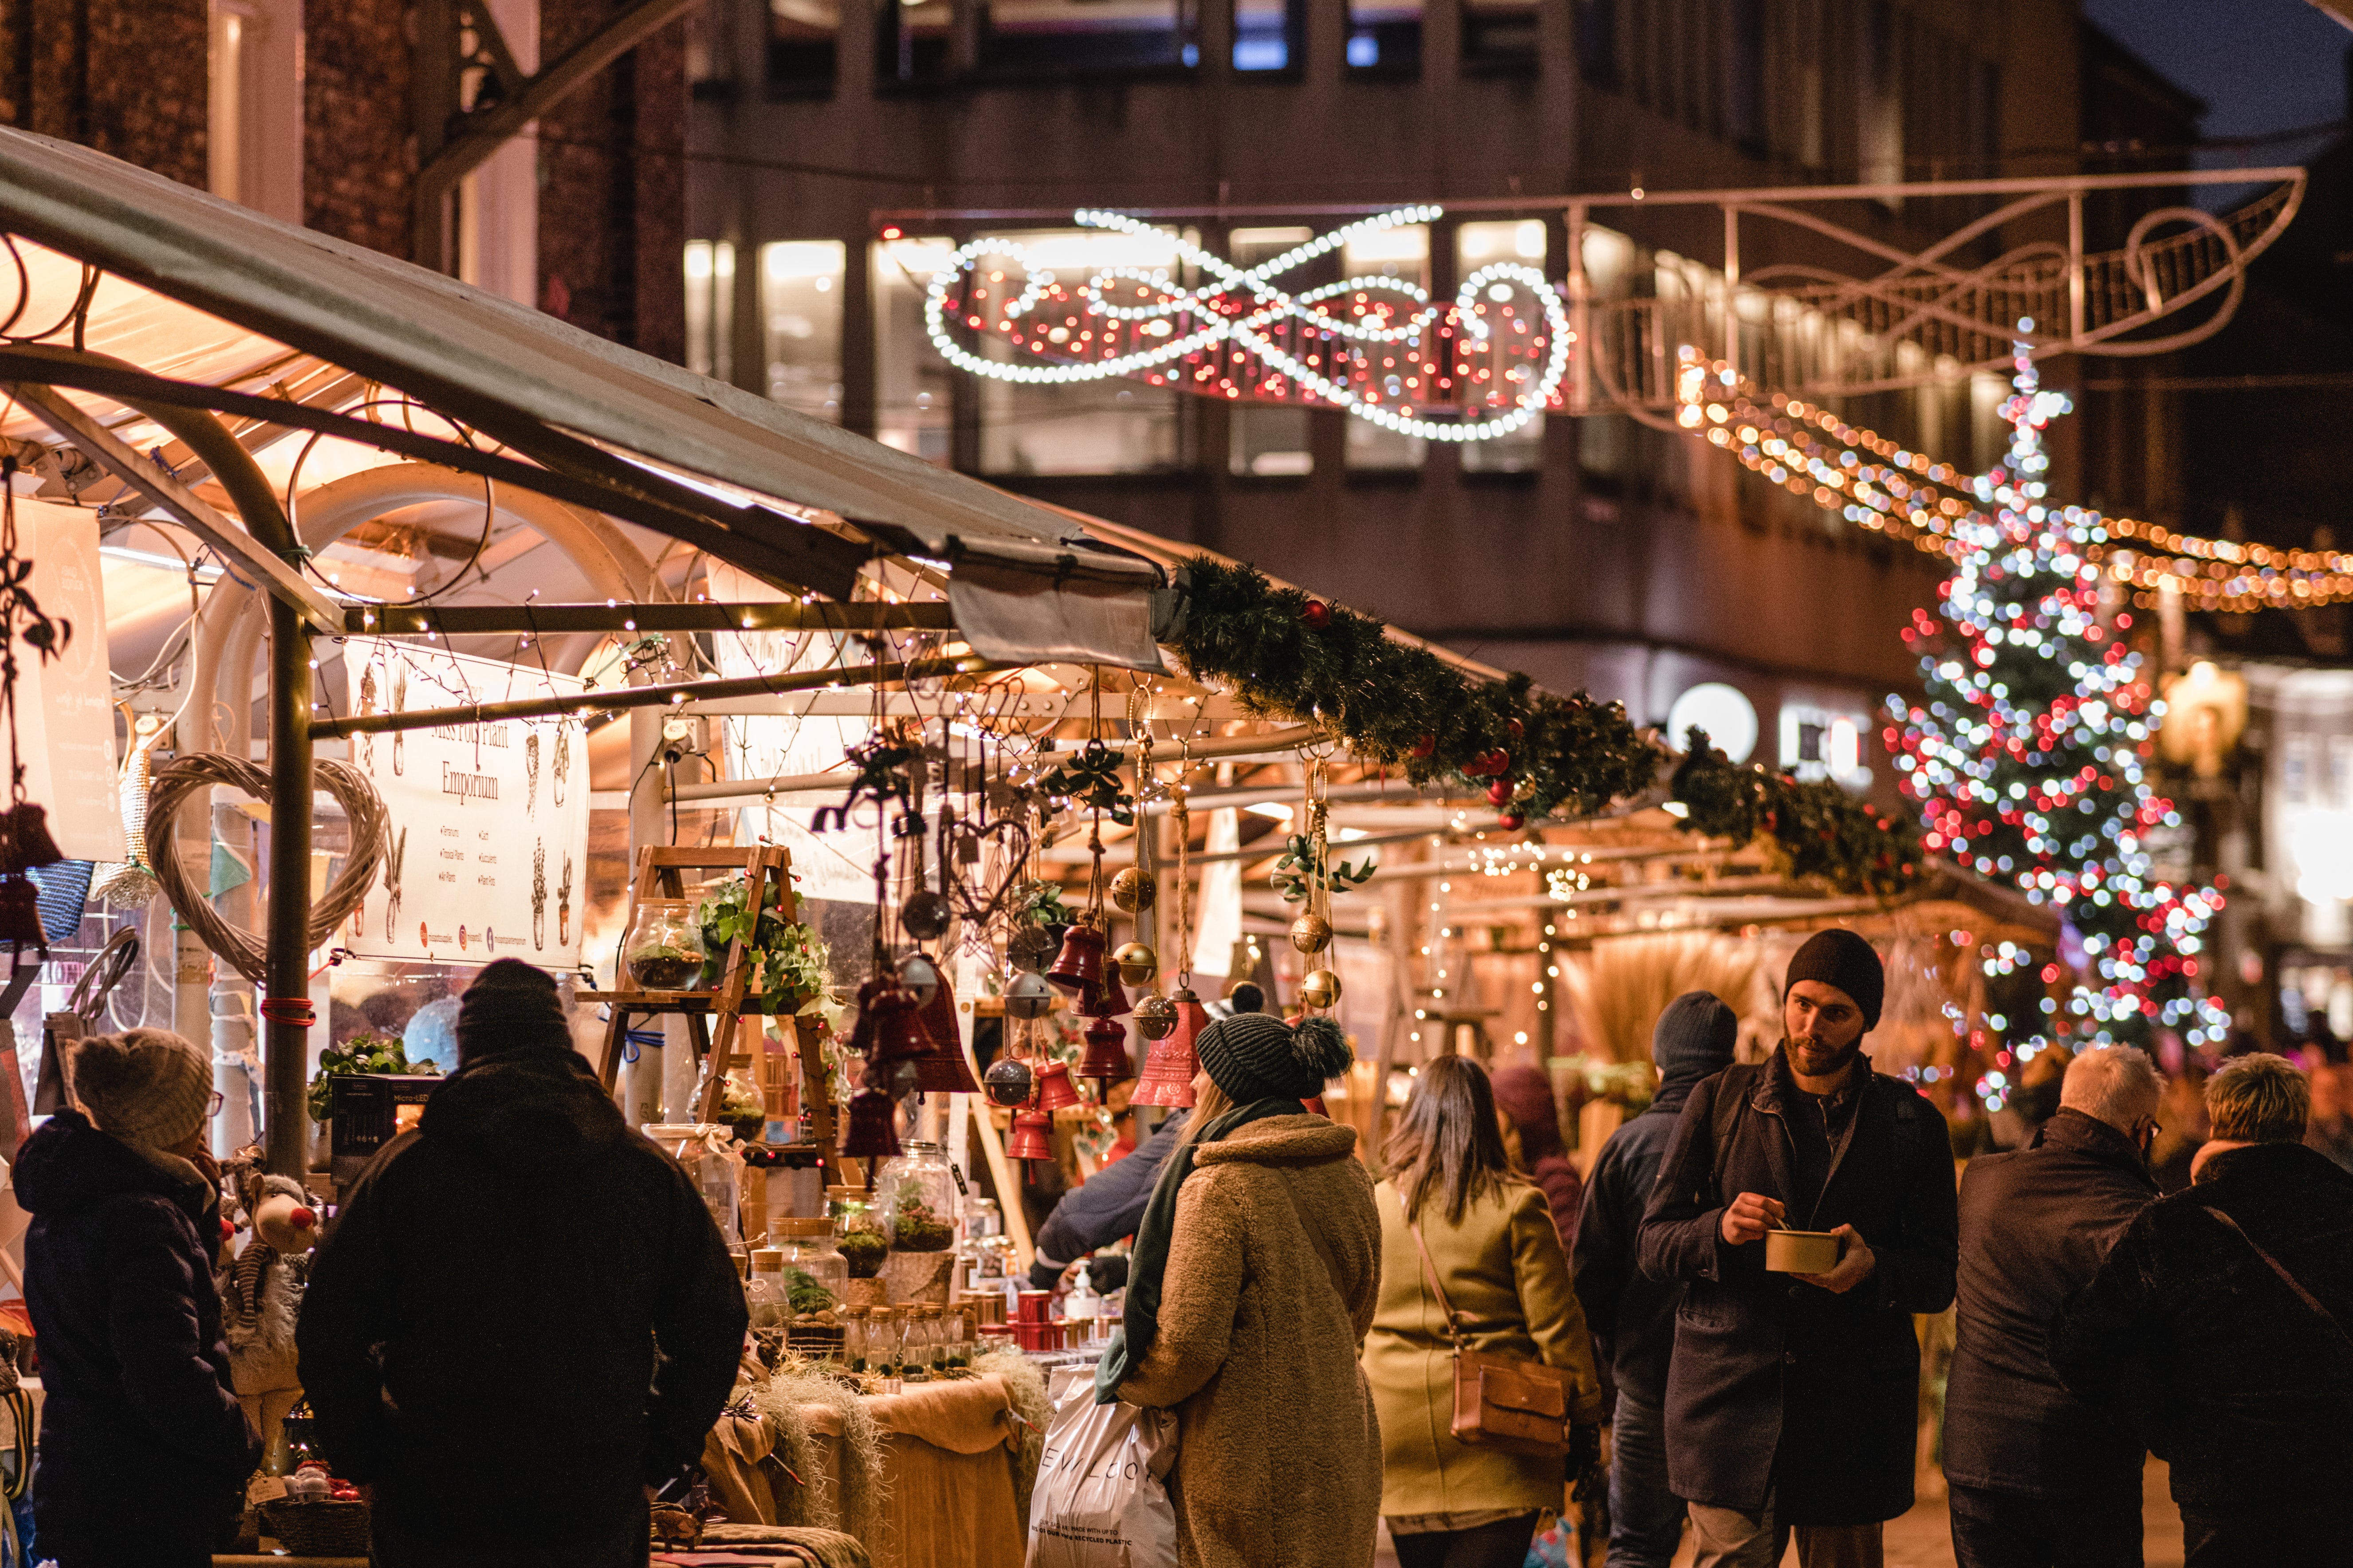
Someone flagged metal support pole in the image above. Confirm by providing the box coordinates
[2067,191,2086,347]
[1723,205,1740,381]
[1567,202,1589,417]
[264,597,313,1179]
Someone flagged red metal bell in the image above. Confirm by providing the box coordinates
[909,968,980,1095]
[1045,923,1106,995]
[1004,1106,1055,1162]
[1077,1014,1134,1088]
[840,1086,902,1160]
[1132,986,1207,1108]
[1032,1060,1082,1112]
[1081,964,1132,1020]
[867,982,936,1066]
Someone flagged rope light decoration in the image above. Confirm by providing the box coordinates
[145,755,390,984]
[1672,342,2353,611]
[925,205,1569,443]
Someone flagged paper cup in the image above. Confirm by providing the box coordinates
[1764,1229,1843,1274]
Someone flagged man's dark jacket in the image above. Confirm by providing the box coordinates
[1572,1051,1719,1407]
[1636,1050,1958,1525]
[298,1048,747,1554]
[1944,1108,2154,1499]
[18,1109,260,1568]
[1028,1110,1186,1289]
[2050,1141,2353,1510]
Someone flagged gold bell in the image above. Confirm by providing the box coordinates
[1299,968,1342,1010]
[1113,941,1157,987]
[1289,912,1332,955]
[1110,868,1157,914]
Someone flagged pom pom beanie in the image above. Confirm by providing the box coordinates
[1195,1011,1354,1102]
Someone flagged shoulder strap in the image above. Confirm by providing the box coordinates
[1396,1189,1465,1343]
[2207,1206,2353,1353]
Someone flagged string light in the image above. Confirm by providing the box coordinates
[1673,348,2353,610]
[925,206,1570,443]
[1883,327,2228,1058]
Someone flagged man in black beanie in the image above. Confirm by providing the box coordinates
[1638,930,1957,1568]
[300,960,747,1567]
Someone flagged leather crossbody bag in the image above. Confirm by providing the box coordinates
[1401,1195,1572,1459]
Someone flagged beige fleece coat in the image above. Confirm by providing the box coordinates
[1115,1115,1384,1568]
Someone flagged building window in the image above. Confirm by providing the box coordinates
[876,0,949,83]
[980,0,1195,75]
[1233,0,1304,70]
[1576,0,1616,85]
[1462,0,1536,73]
[761,241,846,421]
[1342,222,1428,473]
[772,0,841,91]
[973,229,1187,476]
[1347,0,1418,74]
[684,240,737,384]
[874,236,955,465]
[1457,220,1547,475]
[1228,228,1316,476]
[1857,1,1903,193]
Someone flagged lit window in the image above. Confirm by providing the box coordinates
[772,0,842,91]
[983,0,1192,74]
[1457,220,1548,475]
[760,241,846,423]
[1342,222,1428,472]
[683,241,737,383]
[874,236,956,465]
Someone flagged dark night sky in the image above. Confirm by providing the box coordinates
[2082,0,2347,169]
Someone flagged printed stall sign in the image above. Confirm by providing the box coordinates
[342,638,590,967]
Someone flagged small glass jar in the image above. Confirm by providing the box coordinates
[622,900,706,990]
[943,1309,971,1370]
[771,1220,847,1359]
[871,1308,902,1381]
[928,1307,952,1373]
[645,1125,742,1250]
[877,1141,957,1253]
[829,1185,890,1279]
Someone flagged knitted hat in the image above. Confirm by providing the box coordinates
[68,1028,211,1150]
[1784,929,1885,1030]
[1488,1066,1566,1161]
[1194,1011,1354,1102]
[1653,990,1739,1076]
[457,959,572,1065]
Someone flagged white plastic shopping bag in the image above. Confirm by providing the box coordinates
[1025,1375,1178,1568]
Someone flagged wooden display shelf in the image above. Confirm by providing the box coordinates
[581,989,805,1016]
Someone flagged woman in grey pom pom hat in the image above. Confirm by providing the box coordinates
[1096,1011,1385,1568]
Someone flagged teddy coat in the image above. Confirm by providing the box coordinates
[1363,1178,1605,1521]
[1114,1115,1384,1568]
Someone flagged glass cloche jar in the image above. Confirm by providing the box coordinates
[772,1220,848,1359]
[876,1141,957,1252]
[622,900,705,990]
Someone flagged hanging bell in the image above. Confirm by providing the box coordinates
[866,983,936,1066]
[1289,911,1332,956]
[1110,867,1157,914]
[1045,922,1107,996]
[845,975,889,1059]
[1132,986,1207,1109]
[1131,994,1177,1041]
[983,1054,1034,1108]
[1299,968,1343,1010]
[840,1086,903,1160]
[898,952,940,1009]
[1033,1060,1082,1112]
[1006,925,1057,973]
[1004,1106,1055,1162]
[901,889,953,943]
[1081,965,1132,1021]
[1003,971,1054,1020]
[909,968,980,1095]
[0,804,63,874]
[1112,941,1157,987]
[1077,1014,1134,1089]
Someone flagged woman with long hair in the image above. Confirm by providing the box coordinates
[1363,1054,1606,1568]
[1098,1010,1381,1568]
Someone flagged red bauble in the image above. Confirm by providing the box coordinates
[1409,734,1436,759]
[1300,599,1331,630]
[1467,748,1511,778]
[1507,718,1525,739]
[1486,778,1512,806]
[1498,812,1525,830]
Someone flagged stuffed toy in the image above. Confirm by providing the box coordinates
[218,1154,319,1438]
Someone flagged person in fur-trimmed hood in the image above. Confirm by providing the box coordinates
[1098,1010,1382,1568]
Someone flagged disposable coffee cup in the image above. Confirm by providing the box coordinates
[1764,1229,1842,1274]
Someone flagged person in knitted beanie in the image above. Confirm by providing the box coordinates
[455,958,574,1066]
[1192,1010,1354,1105]
[15,1030,258,1566]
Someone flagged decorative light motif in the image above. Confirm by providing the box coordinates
[1881,326,2229,1057]
[924,206,1570,443]
[1673,350,2353,611]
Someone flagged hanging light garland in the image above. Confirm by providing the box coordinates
[925,205,1569,443]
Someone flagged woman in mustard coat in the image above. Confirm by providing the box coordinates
[1362,1055,1606,1568]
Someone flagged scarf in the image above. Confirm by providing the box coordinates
[1094,1096,1298,1404]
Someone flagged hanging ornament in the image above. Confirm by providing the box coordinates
[1007,924,1056,972]
[1486,778,1513,807]
[1077,1014,1133,1088]
[901,889,952,943]
[1409,734,1436,759]
[909,966,980,1096]
[1498,812,1526,831]
[897,952,941,1009]
[1046,921,1108,996]
[983,1053,1034,1107]
[1032,1060,1082,1112]
[1132,994,1178,1041]
[1113,941,1157,987]
[1003,970,1054,1019]
[1299,968,1342,1010]
[1300,598,1331,631]
[1110,867,1156,914]
[840,1086,903,1160]
[1133,985,1207,1108]
[1289,911,1332,956]
[1004,1105,1055,1162]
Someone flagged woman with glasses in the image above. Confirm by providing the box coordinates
[16,1029,257,1567]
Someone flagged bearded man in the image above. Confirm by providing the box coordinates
[1637,930,1959,1568]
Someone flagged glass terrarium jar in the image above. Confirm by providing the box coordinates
[941,1309,971,1370]
[772,1220,847,1359]
[877,1141,957,1253]
[645,1125,743,1250]
[623,900,705,990]
[829,1185,889,1279]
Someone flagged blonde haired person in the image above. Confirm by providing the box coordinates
[1364,1054,1605,1568]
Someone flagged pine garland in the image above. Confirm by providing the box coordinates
[1169,558,1924,897]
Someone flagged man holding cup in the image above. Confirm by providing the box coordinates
[1638,929,1960,1568]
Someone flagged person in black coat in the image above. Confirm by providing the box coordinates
[298,961,748,1568]
[1572,990,1738,1568]
[2051,1053,2353,1568]
[1027,1108,1184,1290]
[1944,1046,2161,1568]
[1637,929,1958,1568]
[18,1028,260,1568]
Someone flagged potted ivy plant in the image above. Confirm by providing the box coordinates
[692,874,831,1012]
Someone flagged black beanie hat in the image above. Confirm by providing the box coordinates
[457,959,572,1065]
[1653,990,1739,1076]
[1784,928,1884,1030]
[1194,1011,1354,1102]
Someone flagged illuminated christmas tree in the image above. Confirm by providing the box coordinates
[1886,326,2228,1059]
